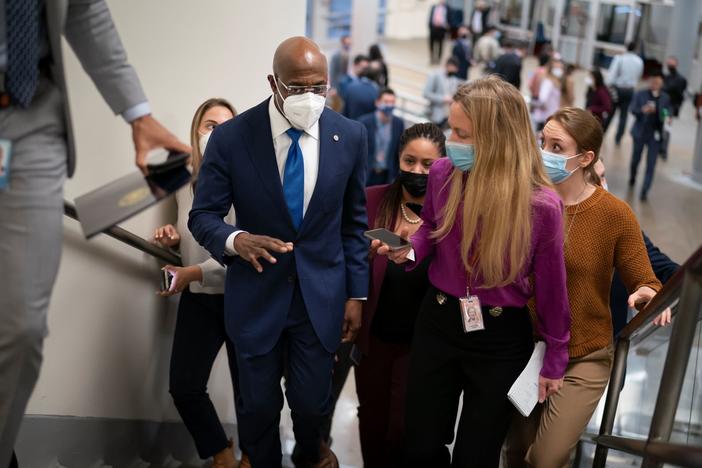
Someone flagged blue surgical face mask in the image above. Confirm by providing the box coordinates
[378,104,395,117]
[446,141,475,172]
[541,149,582,184]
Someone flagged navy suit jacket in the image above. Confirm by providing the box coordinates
[629,89,672,140]
[188,98,370,355]
[357,112,404,184]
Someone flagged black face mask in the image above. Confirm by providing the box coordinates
[397,170,428,197]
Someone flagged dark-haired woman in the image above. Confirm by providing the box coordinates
[369,44,390,87]
[355,123,445,468]
[585,69,613,128]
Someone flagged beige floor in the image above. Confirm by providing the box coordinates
[284,38,702,468]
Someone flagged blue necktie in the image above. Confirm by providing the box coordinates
[6,0,40,108]
[284,128,305,229]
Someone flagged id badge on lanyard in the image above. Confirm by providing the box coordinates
[0,139,12,191]
[459,286,484,333]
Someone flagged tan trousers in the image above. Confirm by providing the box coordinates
[501,345,614,468]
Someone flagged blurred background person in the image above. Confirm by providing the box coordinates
[329,35,352,90]
[428,1,450,64]
[369,44,390,87]
[338,54,370,104]
[528,53,551,100]
[423,57,463,128]
[660,56,688,160]
[629,71,672,201]
[585,69,613,129]
[489,40,523,90]
[451,25,473,81]
[474,26,502,66]
[561,63,576,107]
[358,88,405,186]
[531,58,564,131]
[447,1,465,40]
[606,42,644,145]
[356,123,445,468]
[343,66,380,120]
[154,99,240,468]
[469,0,491,43]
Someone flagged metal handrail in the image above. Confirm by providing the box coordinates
[620,245,702,340]
[63,200,182,266]
[595,435,702,467]
[593,243,702,468]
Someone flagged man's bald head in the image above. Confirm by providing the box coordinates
[272,36,328,83]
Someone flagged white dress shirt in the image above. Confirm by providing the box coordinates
[606,52,644,89]
[224,96,320,255]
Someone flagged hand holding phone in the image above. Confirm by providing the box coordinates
[365,228,413,264]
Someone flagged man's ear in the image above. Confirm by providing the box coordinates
[267,75,277,94]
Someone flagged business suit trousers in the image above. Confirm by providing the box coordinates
[614,87,634,143]
[630,133,661,197]
[169,288,239,459]
[354,335,411,468]
[403,286,533,468]
[429,27,447,64]
[0,80,67,466]
[501,345,613,468]
[235,283,335,468]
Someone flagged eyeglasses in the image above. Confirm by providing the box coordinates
[277,78,330,96]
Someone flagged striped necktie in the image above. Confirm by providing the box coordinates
[6,0,40,108]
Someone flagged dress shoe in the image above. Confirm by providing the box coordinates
[640,192,648,202]
[315,443,339,468]
[628,178,636,187]
[213,439,237,468]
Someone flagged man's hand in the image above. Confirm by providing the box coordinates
[233,233,293,273]
[341,299,362,343]
[131,115,191,174]
[538,376,563,403]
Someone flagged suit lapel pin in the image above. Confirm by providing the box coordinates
[333,134,339,142]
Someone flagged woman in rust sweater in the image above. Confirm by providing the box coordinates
[503,107,668,468]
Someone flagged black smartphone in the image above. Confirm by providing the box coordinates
[161,269,174,291]
[147,150,190,175]
[364,228,410,250]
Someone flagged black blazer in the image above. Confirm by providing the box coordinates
[357,111,405,184]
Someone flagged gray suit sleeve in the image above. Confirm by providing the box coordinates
[64,0,148,115]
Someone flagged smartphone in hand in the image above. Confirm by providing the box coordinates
[364,228,410,250]
[161,269,174,292]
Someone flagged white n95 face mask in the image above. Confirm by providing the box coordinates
[280,92,326,130]
[199,131,212,154]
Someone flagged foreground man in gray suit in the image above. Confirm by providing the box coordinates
[0,1,189,465]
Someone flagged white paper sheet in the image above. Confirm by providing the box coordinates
[508,341,546,417]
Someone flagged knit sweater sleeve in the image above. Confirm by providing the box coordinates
[613,200,662,295]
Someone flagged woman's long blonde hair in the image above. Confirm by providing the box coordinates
[434,76,552,288]
[190,98,236,185]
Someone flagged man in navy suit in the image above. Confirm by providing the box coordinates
[357,88,405,186]
[342,67,380,120]
[189,37,369,468]
[628,71,672,201]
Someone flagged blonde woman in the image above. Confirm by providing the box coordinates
[502,107,666,468]
[376,76,571,467]
[154,98,240,467]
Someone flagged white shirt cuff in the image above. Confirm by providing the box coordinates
[349,298,367,301]
[406,248,416,262]
[122,102,151,123]
[225,231,247,256]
